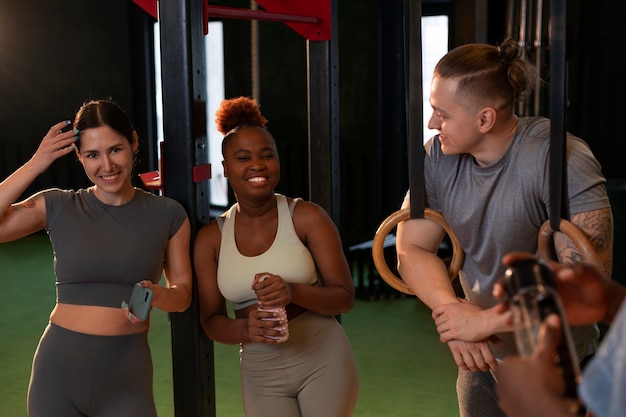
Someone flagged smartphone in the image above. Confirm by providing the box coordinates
[128,285,153,321]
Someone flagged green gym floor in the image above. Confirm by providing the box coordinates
[0,235,459,417]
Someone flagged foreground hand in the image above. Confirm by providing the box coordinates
[552,263,612,325]
[495,315,574,417]
[121,280,155,323]
[247,309,288,344]
[121,300,149,325]
[252,273,291,308]
[501,252,612,325]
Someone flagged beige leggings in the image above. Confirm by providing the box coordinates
[240,311,359,417]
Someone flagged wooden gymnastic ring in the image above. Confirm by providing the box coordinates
[538,219,603,271]
[372,208,464,295]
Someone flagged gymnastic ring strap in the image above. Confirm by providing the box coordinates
[538,219,603,271]
[372,208,464,295]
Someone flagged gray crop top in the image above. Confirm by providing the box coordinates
[44,187,188,308]
[217,194,318,310]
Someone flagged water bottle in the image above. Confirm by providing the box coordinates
[256,274,289,343]
[501,258,581,401]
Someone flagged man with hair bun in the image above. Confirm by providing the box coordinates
[395,39,612,416]
[194,96,358,417]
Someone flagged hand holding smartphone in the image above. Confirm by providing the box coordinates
[128,284,153,321]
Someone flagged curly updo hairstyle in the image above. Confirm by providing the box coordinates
[216,96,270,156]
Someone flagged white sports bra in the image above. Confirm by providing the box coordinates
[216,194,318,310]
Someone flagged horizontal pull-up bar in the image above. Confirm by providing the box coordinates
[207,1,331,41]
[206,5,320,25]
[131,0,331,40]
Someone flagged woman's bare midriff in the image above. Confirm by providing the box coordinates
[50,303,149,335]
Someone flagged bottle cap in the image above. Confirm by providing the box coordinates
[502,258,556,296]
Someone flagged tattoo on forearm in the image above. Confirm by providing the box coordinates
[580,210,612,251]
[555,208,613,275]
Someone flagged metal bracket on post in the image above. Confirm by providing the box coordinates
[138,140,212,192]
[139,170,163,191]
[139,164,211,191]
[139,141,165,191]
[192,163,212,183]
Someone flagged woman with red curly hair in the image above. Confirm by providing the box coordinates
[194,96,359,416]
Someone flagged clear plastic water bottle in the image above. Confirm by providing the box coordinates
[256,274,289,343]
[501,258,581,401]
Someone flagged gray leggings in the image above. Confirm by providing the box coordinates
[28,323,157,417]
[240,311,359,417]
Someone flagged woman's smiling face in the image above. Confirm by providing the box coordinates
[77,125,137,205]
[222,126,280,199]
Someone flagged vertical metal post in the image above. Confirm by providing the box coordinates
[250,0,260,101]
[549,0,569,230]
[534,0,544,115]
[158,0,215,416]
[377,0,409,218]
[404,0,423,219]
[307,0,340,224]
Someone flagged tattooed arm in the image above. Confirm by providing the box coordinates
[0,121,77,242]
[554,207,613,278]
[0,192,48,243]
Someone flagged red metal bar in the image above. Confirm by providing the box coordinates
[206,5,319,25]
[255,0,330,40]
[206,1,331,41]
[131,1,331,40]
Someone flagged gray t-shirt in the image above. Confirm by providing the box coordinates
[45,187,188,308]
[405,116,610,358]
